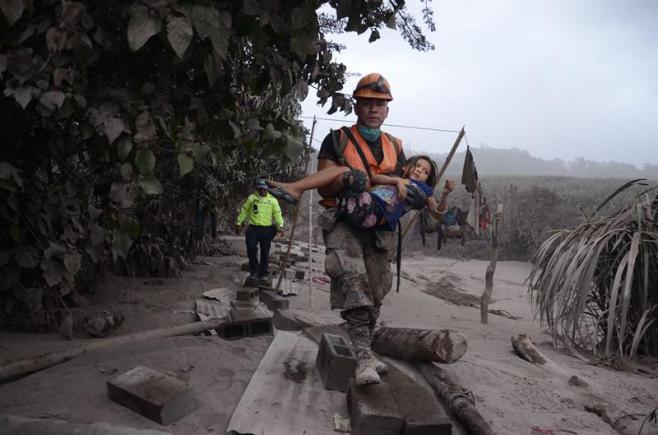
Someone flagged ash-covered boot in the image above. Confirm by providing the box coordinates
[354,349,380,386]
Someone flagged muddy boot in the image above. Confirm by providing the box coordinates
[355,350,381,386]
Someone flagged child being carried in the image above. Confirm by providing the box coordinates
[267,155,454,231]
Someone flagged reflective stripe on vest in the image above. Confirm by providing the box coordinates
[319,125,400,209]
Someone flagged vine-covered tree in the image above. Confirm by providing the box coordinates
[0,0,435,329]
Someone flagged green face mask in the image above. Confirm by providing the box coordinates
[358,125,381,142]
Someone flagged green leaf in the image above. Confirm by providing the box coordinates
[41,258,67,287]
[43,241,66,260]
[166,15,193,58]
[15,246,39,268]
[120,162,134,181]
[282,134,304,160]
[127,5,163,52]
[385,13,397,29]
[0,0,24,26]
[139,177,163,195]
[117,139,133,160]
[191,6,231,59]
[241,0,259,16]
[12,86,36,109]
[104,117,124,144]
[204,53,220,87]
[369,29,380,43]
[177,153,194,177]
[262,123,282,142]
[39,90,66,110]
[63,252,81,275]
[0,161,23,187]
[134,149,156,176]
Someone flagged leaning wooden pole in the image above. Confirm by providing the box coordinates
[0,318,227,384]
[416,362,497,435]
[400,127,465,241]
[275,118,316,293]
[480,204,502,324]
[372,327,468,363]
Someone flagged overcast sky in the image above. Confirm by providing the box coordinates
[301,0,657,168]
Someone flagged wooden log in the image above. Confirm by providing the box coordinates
[0,318,227,384]
[511,334,657,435]
[415,362,496,435]
[372,327,467,363]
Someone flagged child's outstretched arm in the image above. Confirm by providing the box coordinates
[371,173,410,199]
[427,179,455,219]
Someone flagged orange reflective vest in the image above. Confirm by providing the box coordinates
[319,125,402,209]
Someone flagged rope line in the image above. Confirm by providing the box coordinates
[300,115,461,134]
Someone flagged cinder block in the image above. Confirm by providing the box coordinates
[347,380,404,435]
[243,275,260,288]
[236,288,258,301]
[219,306,273,339]
[386,368,452,435]
[294,270,305,280]
[259,290,290,311]
[273,309,300,331]
[107,365,195,425]
[315,333,357,392]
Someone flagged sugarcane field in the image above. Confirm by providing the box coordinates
[1,2,656,435]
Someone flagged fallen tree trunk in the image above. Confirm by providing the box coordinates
[416,362,496,435]
[511,334,657,435]
[0,318,227,384]
[372,327,467,363]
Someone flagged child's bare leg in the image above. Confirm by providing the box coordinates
[267,166,350,202]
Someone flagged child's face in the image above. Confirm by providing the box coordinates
[407,159,432,182]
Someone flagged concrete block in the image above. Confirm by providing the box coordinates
[219,305,273,339]
[243,275,260,288]
[347,380,404,435]
[272,309,300,331]
[315,333,357,392]
[259,290,290,311]
[230,299,258,310]
[107,366,195,425]
[236,288,258,301]
[385,367,452,435]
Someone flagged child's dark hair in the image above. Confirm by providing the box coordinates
[405,155,438,187]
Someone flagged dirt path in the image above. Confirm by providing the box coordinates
[0,242,656,434]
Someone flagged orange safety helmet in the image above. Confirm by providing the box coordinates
[352,73,393,101]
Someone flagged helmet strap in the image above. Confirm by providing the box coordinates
[357,124,381,142]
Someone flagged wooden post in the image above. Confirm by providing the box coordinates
[0,318,228,384]
[480,202,502,324]
[275,117,316,293]
[416,362,496,435]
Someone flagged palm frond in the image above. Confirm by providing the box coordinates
[529,184,658,360]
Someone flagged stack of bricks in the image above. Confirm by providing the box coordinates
[217,284,273,340]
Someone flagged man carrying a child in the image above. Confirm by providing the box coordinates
[315,73,452,385]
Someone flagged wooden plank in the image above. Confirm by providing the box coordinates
[226,331,348,435]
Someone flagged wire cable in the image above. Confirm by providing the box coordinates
[300,115,461,134]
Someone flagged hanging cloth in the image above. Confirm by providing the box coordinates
[461,146,479,194]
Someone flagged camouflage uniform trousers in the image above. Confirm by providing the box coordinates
[319,209,394,360]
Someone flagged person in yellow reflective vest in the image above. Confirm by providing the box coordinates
[235,179,284,284]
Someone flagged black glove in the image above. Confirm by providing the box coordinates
[405,183,427,210]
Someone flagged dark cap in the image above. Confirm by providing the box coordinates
[256,179,268,190]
